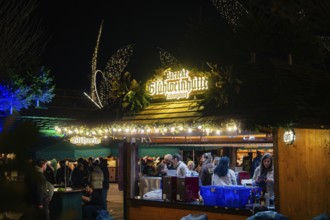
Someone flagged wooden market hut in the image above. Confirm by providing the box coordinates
[117,61,330,220]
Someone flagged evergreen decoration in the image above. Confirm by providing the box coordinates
[0,75,31,114]
[28,66,55,107]
[200,62,242,113]
[122,74,151,116]
[100,71,151,118]
[0,67,55,114]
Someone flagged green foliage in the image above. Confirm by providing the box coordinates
[0,74,32,114]
[122,78,151,116]
[27,66,55,107]
[102,72,151,118]
[200,63,242,115]
[0,67,55,114]
[234,0,325,65]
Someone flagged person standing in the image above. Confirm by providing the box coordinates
[100,158,110,210]
[24,159,54,220]
[250,151,262,178]
[70,163,86,188]
[171,153,189,177]
[212,156,237,186]
[187,161,199,177]
[88,160,104,197]
[194,155,203,174]
[56,160,71,185]
[242,152,253,176]
[44,162,55,184]
[163,154,175,170]
[199,152,214,186]
[155,163,167,177]
[252,153,274,194]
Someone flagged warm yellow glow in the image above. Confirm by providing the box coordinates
[54,120,243,140]
[146,68,208,100]
[70,136,101,145]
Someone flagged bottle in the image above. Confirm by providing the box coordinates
[254,188,260,204]
[248,190,254,205]
[259,191,265,206]
[264,192,269,207]
[246,190,254,210]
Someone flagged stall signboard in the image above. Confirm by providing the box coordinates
[146,68,208,100]
[70,136,101,145]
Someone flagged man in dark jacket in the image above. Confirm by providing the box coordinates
[199,152,214,186]
[70,163,86,188]
[100,158,110,210]
[250,151,262,177]
[24,159,53,220]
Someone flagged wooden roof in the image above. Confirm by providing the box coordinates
[120,99,205,125]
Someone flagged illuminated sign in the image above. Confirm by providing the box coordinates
[146,69,208,100]
[70,136,101,145]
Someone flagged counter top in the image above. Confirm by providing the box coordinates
[129,198,252,216]
[54,187,84,193]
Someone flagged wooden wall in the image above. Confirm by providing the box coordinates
[276,128,330,220]
[128,205,248,220]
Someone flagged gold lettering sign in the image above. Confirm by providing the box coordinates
[146,69,208,100]
[70,136,101,145]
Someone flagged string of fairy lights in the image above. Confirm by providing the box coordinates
[211,0,248,29]
[54,121,240,140]
[87,20,135,109]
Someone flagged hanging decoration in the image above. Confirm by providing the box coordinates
[85,20,135,109]
[54,120,240,140]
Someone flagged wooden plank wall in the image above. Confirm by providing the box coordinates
[128,205,248,220]
[276,128,330,220]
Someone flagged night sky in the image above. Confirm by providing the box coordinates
[39,0,229,91]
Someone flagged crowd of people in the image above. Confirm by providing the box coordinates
[18,156,111,220]
[140,151,274,196]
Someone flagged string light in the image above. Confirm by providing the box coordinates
[211,0,248,30]
[54,120,240,140]
[86,20,135,108]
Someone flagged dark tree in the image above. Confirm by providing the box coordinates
[0,0,46,78]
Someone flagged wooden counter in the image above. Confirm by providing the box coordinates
[49,188,84,220]
[127,198,252,220]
